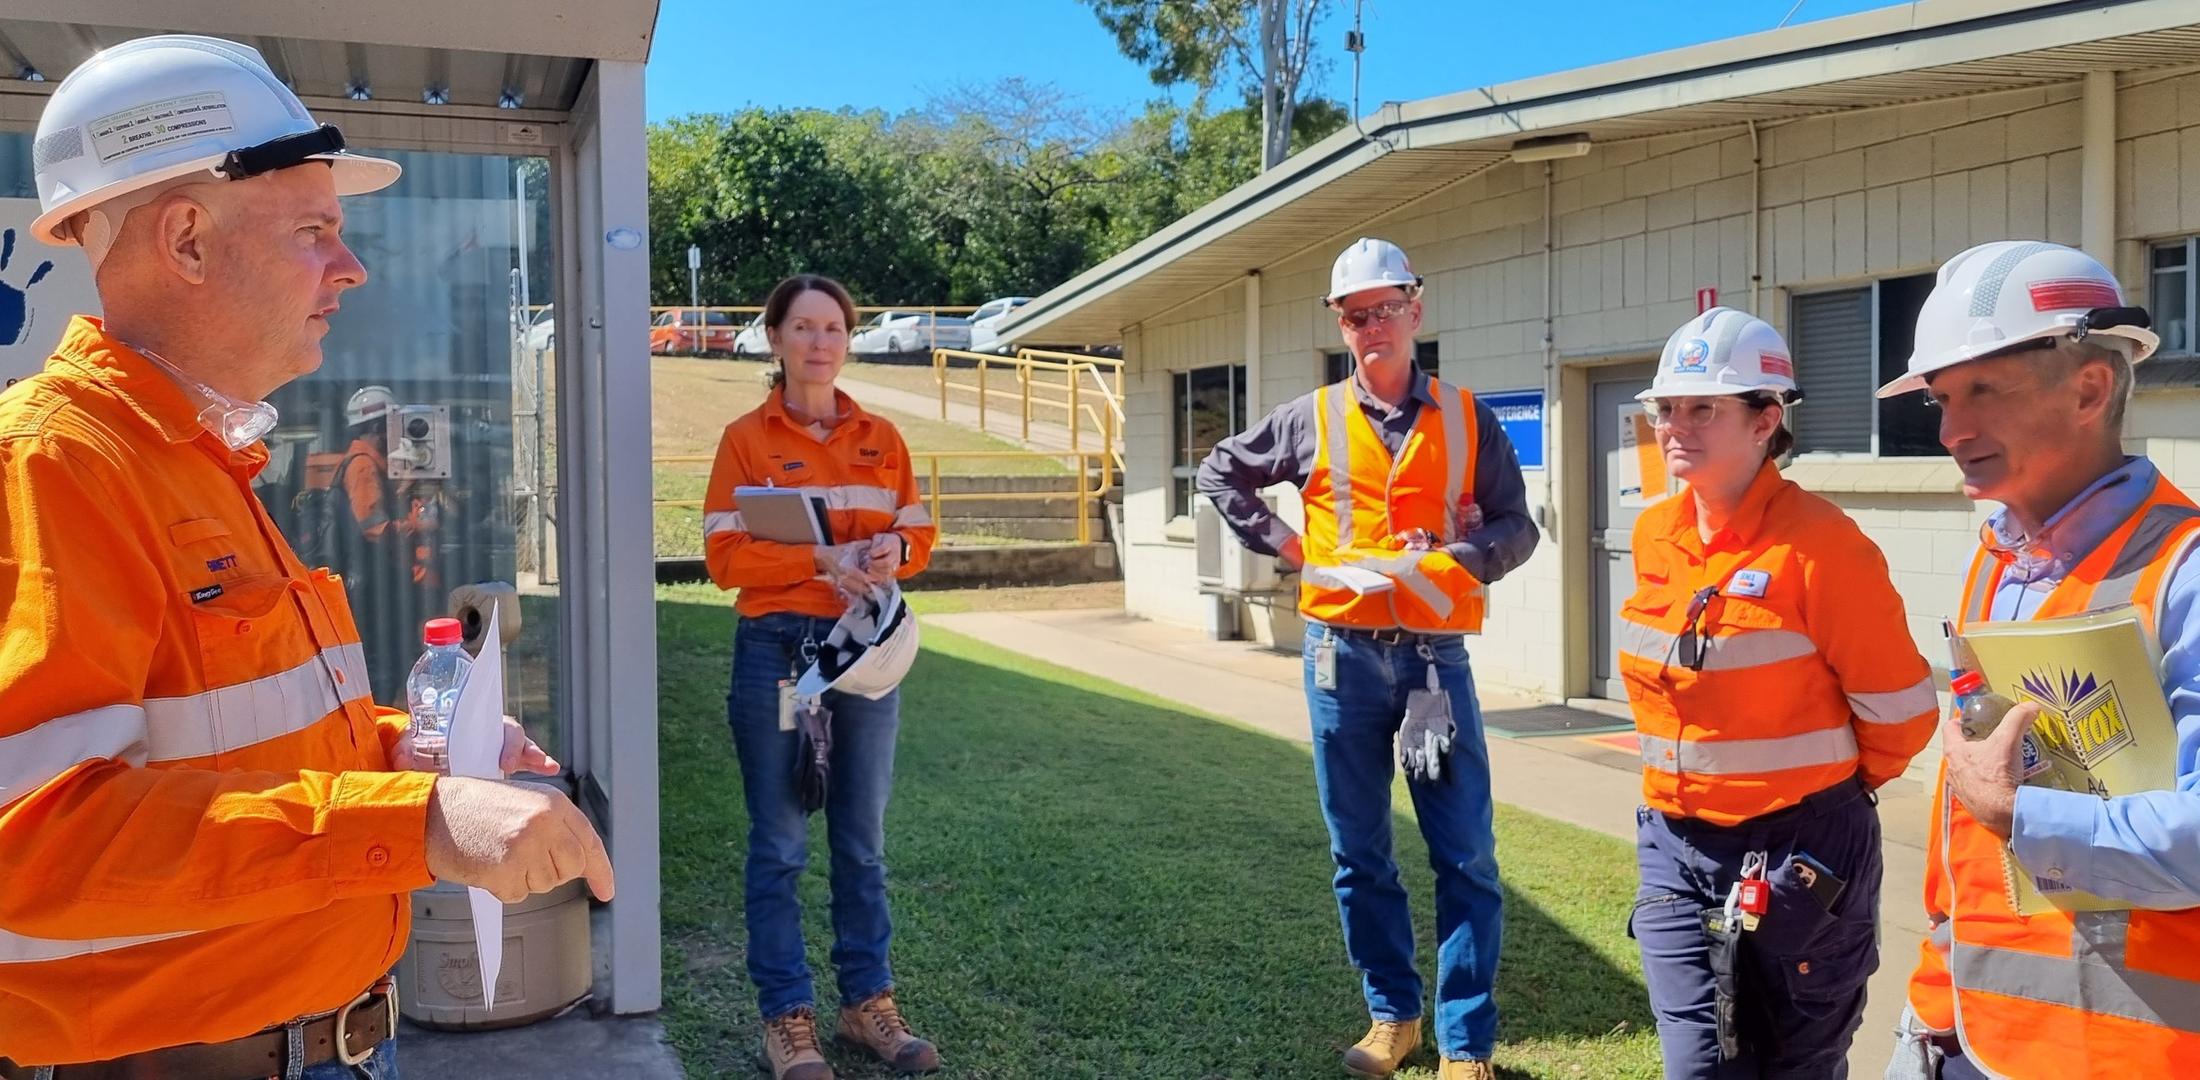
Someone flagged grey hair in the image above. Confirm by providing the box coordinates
[2026,335,2135,434]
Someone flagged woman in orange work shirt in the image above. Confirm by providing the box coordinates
[1620,309,1938,1079]
[703,275,940,1080]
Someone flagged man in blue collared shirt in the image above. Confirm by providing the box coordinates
[1876,240,2200,1079]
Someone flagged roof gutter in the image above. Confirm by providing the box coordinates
[1004,0,2154,341]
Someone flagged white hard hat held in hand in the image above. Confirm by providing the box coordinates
[1877,240,2158,398]
[1326,237,1423,304]
[796,581,921,701]
[30,34,402,251]
[1639,307,1801,403]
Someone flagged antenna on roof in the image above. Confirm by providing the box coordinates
[1776,0,1807,29]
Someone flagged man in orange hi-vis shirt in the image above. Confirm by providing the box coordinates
[0,36,612,1079]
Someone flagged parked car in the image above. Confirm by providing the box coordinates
[850,310,971,354]
[648,308,738,354]
[966,296,1034,354]
[519,304,556,355]
[733,315,771,357]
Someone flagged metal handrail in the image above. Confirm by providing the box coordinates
[929,347,1124,455]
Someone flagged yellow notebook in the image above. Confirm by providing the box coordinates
[1959,606,2178,914]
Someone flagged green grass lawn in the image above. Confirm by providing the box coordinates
[656,584,1661,1079]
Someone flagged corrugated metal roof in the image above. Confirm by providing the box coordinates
[0,9,617,114]
[1005,0,2200,345]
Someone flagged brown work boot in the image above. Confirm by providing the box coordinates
[1438,1059,1496,1080]
[1343,1017,1422,1078]
[837,989,940,1074]
[761,1007,834,1080]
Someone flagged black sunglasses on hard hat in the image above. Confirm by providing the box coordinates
[2075,305,2151,340]
[213,124,348,182]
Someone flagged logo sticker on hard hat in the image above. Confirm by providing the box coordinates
[2027,279,2120,312]
[1673,339,1711,374]
[88,92,236,166]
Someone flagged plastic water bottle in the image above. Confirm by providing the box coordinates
[1950,670,2016,742]
[405,618,472,772]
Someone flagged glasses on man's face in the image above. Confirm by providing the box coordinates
[1642,397,1733,430]
[1339,299,1412,330]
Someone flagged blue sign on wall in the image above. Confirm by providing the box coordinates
[1481,389,1545,470]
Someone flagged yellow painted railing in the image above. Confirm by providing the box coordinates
[653,448,1115,547]
[929,348,1125,476]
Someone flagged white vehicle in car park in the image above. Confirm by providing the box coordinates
[966,296,1033,354]
[733,315,771,357]
[850,310,971,354]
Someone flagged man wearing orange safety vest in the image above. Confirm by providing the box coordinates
[1198,238,1538,1080]
[1878,241,2200,1080]
[0,36,612,1078]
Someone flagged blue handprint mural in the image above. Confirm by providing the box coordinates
[1,228,56,347]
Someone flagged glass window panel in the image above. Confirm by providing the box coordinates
[2153,241,2192,356]
[256,149,564,765]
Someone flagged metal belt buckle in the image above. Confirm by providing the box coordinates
[334,975,396,1067]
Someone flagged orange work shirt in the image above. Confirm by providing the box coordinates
[0,317,436,1066]
[1620,460,1938,824]
[704,385,937,617]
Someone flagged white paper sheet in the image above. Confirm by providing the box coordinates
[445,605,507,1008]
[1302,563,1397,595]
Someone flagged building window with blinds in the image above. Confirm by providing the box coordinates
[2152,238,2194,356]
[1788,273,1938,458]
[1172,364,1247,518]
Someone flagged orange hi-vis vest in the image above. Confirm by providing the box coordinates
[1906,473,2200,1077]
[1619,461,1939,825]
[1299,375,1487,634]
[0,319,436,1066]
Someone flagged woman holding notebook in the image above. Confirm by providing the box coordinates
[702,274,941,1080]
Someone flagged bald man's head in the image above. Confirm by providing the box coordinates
[88,164,369,401]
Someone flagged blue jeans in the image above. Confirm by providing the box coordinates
[1303,625,1503,1060]
[729,612,903,1021]
[1631,780,1881,1079]
[303,1037,397,1079]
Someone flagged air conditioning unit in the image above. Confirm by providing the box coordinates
[1195,495,1281,594]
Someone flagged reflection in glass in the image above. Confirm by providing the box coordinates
[250,150,562,762]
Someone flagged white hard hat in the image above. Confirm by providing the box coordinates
[1876,240,2158,398]
[345,385,395,427]
[30,35,401,247]
[796,582,919,700]
[1638,307,1800,402]
[1326,237,1422,304]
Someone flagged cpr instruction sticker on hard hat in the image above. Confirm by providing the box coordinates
[89,93,235,166]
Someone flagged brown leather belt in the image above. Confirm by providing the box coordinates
[0,977,395,1080]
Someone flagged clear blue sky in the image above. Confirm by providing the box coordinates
[646,0,1910,123]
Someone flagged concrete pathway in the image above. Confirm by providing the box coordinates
[925,607,1930,1078]
[397,1013,682,1078]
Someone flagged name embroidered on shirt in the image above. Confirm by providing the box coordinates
[205,554,239,573]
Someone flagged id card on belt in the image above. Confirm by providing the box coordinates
[778,679,799,731]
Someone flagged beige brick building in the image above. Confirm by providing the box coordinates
[1006,0,2200,713]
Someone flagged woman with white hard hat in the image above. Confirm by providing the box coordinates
[1619,308,1939,1079]
[702,273,939,1080]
